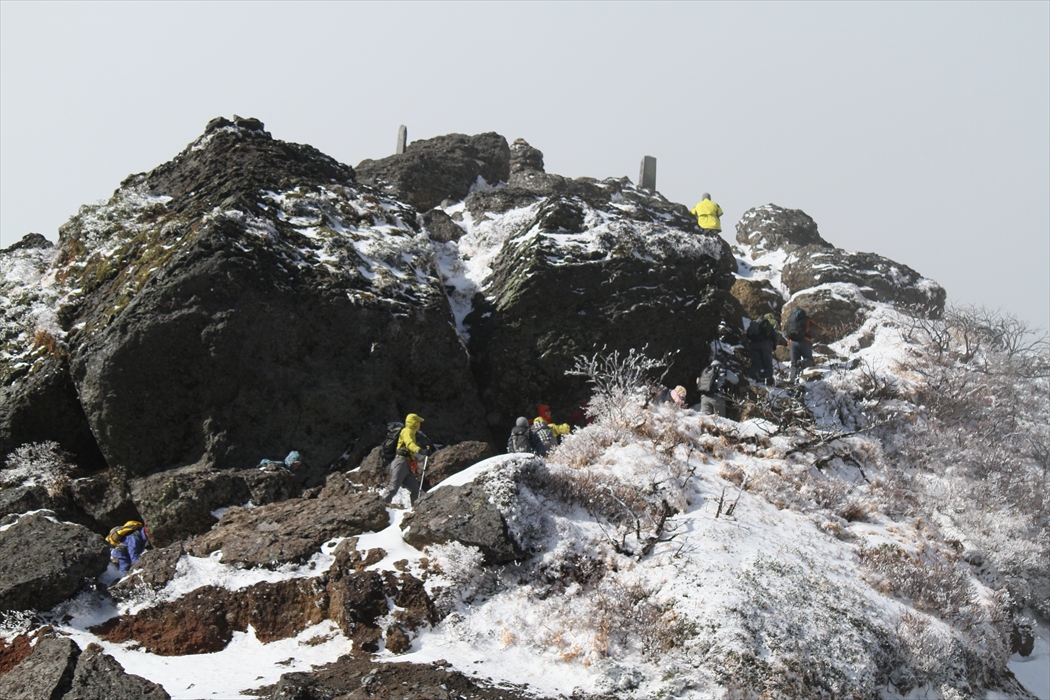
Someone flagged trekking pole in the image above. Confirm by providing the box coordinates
[418,453,430,494]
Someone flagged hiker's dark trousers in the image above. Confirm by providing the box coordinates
[789,340,814,380]
[381,457,420,504]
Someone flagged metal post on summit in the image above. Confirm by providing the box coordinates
[396,125,408,155]
[639,155,657,191]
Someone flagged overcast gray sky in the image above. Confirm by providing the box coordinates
[2,1,1047,329]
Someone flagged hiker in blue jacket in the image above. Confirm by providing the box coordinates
[107,521,152,575]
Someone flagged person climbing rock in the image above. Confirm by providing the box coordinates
[106,521,152,575]
[697,358,739,418]
[507,417,534,454]
[380,413,432,505]
[784,308,824,381]
[691,193,724,234]
[746,314,780,385]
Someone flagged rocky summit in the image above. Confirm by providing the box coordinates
[2,118,1044,700]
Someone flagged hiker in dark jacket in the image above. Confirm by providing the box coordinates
[530,418,558,457]
[785,308,825,381]
[380,413,432,505]
[655,385,688,408]
[107,521,152,575]
[507,417,534,454]
[697,359,739,418]
[746,314,780,385]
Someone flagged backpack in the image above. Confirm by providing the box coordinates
[746,318,770,342]
[507,426,532,454]
[530,421,556,457]
[697,364,725,394]
[380,422,404,463]
[784,309,807,342]
[106,521,144,548]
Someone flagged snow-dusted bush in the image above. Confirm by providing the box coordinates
[566,347,669,427]
[1,441,78,498]
[425,541,496,610]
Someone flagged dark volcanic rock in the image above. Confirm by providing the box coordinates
[56,118,489,483]
[67,468,138,532]
[0,356,107,470]
[421,441,494,488]
[422,209,466,243]
[467,195,737,429]
[782,288,872,342]
[107,543,185,601]
[260,656,548,700]
[0,512,109,611]
[0,634,79,700]
[326,570,388,653]
[3,232,53,254]
[401,481,521,564]
[93,578,328,655]
[731,278,784,320]
[354,440,494,491]
[736,204,832,253]
[781,247,946,315]
[187,472,388,567]
[356,132,511,212]
[129,466,254,547]
[64,642,170,700]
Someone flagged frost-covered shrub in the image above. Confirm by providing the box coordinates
[566,347,668,427]
[424,541,495,610]
[858,544,972,618]
[1,441,78,498]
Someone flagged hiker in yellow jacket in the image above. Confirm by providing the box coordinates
[691,193,724,233]
[380,413,431,505]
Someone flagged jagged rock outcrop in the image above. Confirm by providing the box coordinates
[0,512,109,611]
[736,203,832,253]
[0,234,106,469]
[356,133,511,211]
[187,472,388,566]
[401,480,521,564]
[464,143,739,429]
[46,117,489,480]
[0,632,169,700]
[781,248,946,315]
[129,464,300,547]
[731,278,783,320]
[734,204,945,340]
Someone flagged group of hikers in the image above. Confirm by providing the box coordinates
[104,194,821,572]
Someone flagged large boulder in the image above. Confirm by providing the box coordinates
[107,543,184,601]
[356,132,511,212]
[781,248,945,316]
[187,472,388,567]
[421,441,495,488]
[735,204,832,254]
[0,633,170,700]
[0,634,79,700]
[0,512,109,611]
[463,155,739,432]
[62,642,170,700]
[129,466,255,547]
[731,278,784,320]
[401,480,521,564]
[53,118,488,481]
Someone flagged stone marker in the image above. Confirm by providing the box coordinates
[638,155,656,191]
[396,125,408,155]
